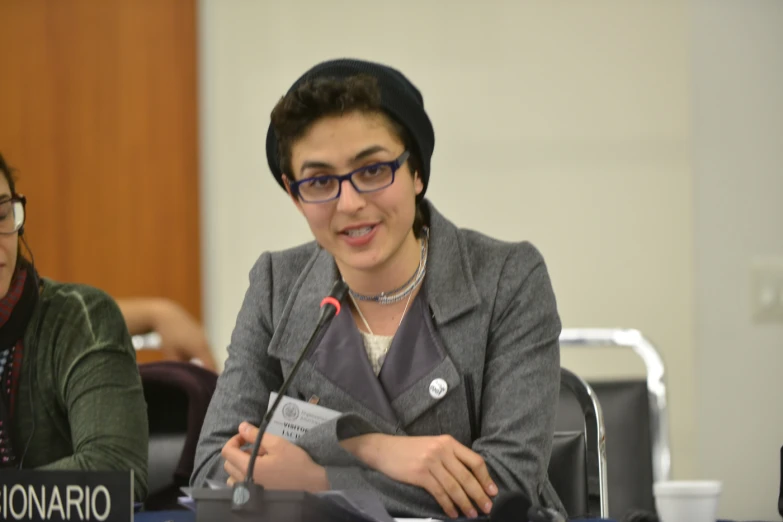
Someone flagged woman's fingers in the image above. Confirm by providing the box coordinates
[224,458,245,483]
[454,443,497,497]
[432,461,478,518]
[421,471,459,519]
[443,452,492,514]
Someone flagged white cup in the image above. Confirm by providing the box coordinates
[653,481,722,522]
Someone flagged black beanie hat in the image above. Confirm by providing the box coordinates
[265,58,435,198]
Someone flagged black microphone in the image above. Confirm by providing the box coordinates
[488,491,565,522]
[231,279,349,512]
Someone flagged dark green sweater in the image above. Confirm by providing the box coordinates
[12,279,148,501]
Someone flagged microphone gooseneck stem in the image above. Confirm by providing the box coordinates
[244,305,335,485]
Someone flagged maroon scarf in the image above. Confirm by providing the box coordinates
[0,262,40,468]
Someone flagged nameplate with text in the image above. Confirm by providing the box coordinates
[0,470,132,522]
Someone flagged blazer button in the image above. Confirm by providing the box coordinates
[429,378,448,399]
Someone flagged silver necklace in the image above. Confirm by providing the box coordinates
[346,228,429,305]
[349,286,415,337]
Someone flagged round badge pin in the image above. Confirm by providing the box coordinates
[429,378,448,399]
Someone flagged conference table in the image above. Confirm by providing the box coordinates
[134,513,612,522]
[133,512,612,522]
[133,511,774,522]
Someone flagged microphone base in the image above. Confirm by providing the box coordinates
[189,485,372,522]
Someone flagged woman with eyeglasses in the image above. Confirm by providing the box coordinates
[193,59,565,520]
[0,153,148,500]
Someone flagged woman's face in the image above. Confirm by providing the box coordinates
[285,111,423,275]
[0,175,19,297]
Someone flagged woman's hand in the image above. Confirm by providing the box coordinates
[221,422,329,492]
[118,297,218,371]
[149,299,217,371]
[341,434,497,519]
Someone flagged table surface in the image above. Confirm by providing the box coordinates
[133,512,614,522]
[135,511,195,522]
[133,510,776,522]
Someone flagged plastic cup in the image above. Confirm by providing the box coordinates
[653,480,722,522]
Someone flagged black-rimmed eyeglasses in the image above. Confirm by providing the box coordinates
[288,150,410,203]
[0,195,26,235]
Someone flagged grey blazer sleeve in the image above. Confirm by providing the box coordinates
[191,253,282,486]
[299,245,563,518]
[477,245,562,507]
[190,251,373,485]
[298,416,451,517]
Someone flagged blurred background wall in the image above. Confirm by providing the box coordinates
[0,0,203,320]
[691,0,783,518]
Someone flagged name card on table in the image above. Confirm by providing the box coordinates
[0,470,133,522]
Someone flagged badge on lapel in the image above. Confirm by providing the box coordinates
[429,378,448,399]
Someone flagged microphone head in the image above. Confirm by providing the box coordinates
[319,280,350,318]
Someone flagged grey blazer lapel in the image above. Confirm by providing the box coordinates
[266,245,335,365]
[381,293,462,428]
[266,246,398,430]
[265,201,485,434]
[380,202,485,429]
[308,308,398,425]
[422,202,482,326]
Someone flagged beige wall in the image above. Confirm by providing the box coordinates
[198,0,699,506]
[691,1,783,520]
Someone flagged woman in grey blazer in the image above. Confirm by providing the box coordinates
[192,59,564,519]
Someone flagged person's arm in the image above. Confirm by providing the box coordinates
[37,288,149,502]
[305,243,563,518]
[198,243,562,518]
[471,243,562,507]
[190,250,384,487]
[304,415,492,518]
[191,253,283,486]
[116,297,160,335]
[116,297,218,371]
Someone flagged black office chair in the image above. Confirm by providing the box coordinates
[778,445,782,519]
[140,361,218,511]
[558,328,670,519]
[549,431,587,516]
[549,368,609,519]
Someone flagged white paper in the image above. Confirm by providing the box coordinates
[177,495,196,511]
[205,478,226,490]
[265,392,342,442]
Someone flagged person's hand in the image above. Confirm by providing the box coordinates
[341,434,497,519]
[118,297,218,371]
[221,422,329,492]
[150,299,218,371]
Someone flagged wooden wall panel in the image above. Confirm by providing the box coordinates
[0,0,201,320]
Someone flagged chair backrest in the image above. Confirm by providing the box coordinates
[593,381,655,514]
[778,445,782,518]
[554,368,609,519]
[140,361,218,510]
[558,328,671,519]
[548,431,587,517]
[148,433,188,501]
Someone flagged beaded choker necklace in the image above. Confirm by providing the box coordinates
[346,228,429,306]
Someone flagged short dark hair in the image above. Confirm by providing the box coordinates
[270,74,426,237]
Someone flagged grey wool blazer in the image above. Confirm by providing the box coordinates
[191,200,564,518]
